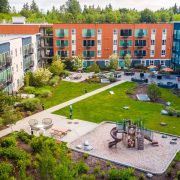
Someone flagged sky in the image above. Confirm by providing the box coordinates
[9,0,180,12]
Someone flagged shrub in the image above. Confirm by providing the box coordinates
[77,161,89,174]
[86,76,100,83]
[83,153,89,160]
[21,98,42,112]
[89,63,100,73]
[33,68,52,87]
[63,70,70,77]
[94,165,101,174]
[106,161,112,167]
[24,86,35,94]
[100,171,106,178]
[147,83,161,102]
[139,173,145,180]
[166,106,176,116]
[49,76,59,86]
[177,171,180,179]
[1,137,16,147]
[17,130,32,144]
[166,167,172,177]
[39,90,52,98]
[109,77,116,83]
[0,162,13,180]
[81,174,95,180]
[171,161,176,168]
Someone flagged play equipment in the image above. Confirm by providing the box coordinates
[108,120,158,150]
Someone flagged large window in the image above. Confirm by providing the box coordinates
[135,29,148,37]
[83,51,95,58]
[120,29,132,37]
[0,52,8,67]
[56,40,69,47]
[134,50,146,56]
[119,50,131,57]
[83,40,95,47]
[120,40,132,47]
[82,29,95,37]
[57,51,69,58]
[135,40,146,47]
[56,29,69,37]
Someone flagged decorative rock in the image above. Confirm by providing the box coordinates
[84,141,90,146]
[109,91,114,95]
[162,135,167,138]
[172,138,177,141]
[161,110,168,115]
[166,102,171,106]
[123,106,129,110]
[84,145,93,151]
[76,145,82,149]
[160,122,168,126]
[170,141,177,145]
[146,173,153,178]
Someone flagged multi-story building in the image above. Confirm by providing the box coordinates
[172,22,180,70]
[0,34,41,93]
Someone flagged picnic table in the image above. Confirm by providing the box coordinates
[50,127,71,138]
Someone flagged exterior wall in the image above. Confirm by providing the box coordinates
[53,23,173,67]
[172,22,180,70]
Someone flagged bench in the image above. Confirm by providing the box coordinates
[50,128,71,138]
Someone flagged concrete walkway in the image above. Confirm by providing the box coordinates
[0,80,126,139]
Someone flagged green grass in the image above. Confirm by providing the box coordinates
[54,82,180,135]
[35,81,105,109]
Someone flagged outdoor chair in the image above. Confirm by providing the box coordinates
[28,119,38,127]
[42,118,52,125]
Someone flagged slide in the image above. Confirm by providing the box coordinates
[108,127,122,148]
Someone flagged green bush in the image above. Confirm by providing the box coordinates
[17,130,32,144]
[166,106,176,116]
[177,171,180,179]
[39,90,52,98]
[89,63,100,73]
[100,171,106,178]
[166,167,172,177]
[21,98,42,112]
[0,162,13,180]
[23,86,35,94]
[109,77,116,83]
[49,75,59,86]
[81,174,95,180]
[83,153,89,160]
[139,173,145,180]
[147,83,161,102]
[86,76,100,83]
[77,161,89,174]
[94,165,101,174]
[1,137,16,148]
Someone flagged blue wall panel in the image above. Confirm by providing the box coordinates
[22,37,31,45]
[0,43,10,54]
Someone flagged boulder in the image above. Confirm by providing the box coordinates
[84,140,89,146]
[161,110,168,115]
[146,173,153,178]
[160,122,168,126]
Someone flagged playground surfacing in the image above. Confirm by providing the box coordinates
[69,122,180,174]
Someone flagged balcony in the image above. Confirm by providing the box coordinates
[174,34,180,40]
[28,47,34,54]
[138,32,144,38]
[137,44,144,48]
[122,43,129,48]
[30,60,34,67]
[23,50,29,57]
[6,76,13,85]
[6,56,12,67]
[136,54,144,59]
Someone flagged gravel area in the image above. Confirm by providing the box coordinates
[69,122,180,174]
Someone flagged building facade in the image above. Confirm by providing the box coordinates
[172,22,180,70]
[0,34,41,93]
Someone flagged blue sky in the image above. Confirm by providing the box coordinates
[9,0,180,12]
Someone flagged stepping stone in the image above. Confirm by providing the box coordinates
[67,121,72,124]
[170,141,177,145]
[76,145,82,149]
[146,173,153,178]
[172,138,177,141]
[84,141,89,146]
[84,145,93,151]
[74,122,79,124]
[162,135,167,138]
[160,122,168,126]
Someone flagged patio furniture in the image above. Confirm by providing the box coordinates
[157,82,177,89]
[28,119,38,128]
[50,127,71,138]
[131,77,147,83]
[124,71,135,76]
[42,118,53,130]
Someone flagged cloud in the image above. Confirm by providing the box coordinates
[9,0,180,12]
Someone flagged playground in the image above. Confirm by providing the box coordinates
[69,121,180,174]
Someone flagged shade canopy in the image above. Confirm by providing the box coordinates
[147,65,157,69]
[162,68,173,72]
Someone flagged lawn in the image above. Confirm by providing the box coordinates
[36,81,105,109]
[54,82,180,136]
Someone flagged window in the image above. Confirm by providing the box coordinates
[56,40,69,47]
[150,50,155,57]
[119,50,131,57]
[161,60,165,66]
[83,51,95,58]
[113,50,117,54]
[135,40,146,47]
[83,40,95,47]
[120,29,132,36]
[113,40,117,45]
[72,50,76,57]
[135,29,148,37]
[162,40,166,45]
[56,29,69,37]
[161,50,166,56]
[82,29,95,37]
[57,51,69,58]
[97,50,101,57]
[98,40,102,45]
[151,29,156,34]
[113,29,118,35]
[151,40,155,45]
[120,40,132,47]
[150,60,154,65]
[98,29,102,34]
[72,29,76,35]
[72,40,76,45]
[134,50,146,57]
[141,60,145,65]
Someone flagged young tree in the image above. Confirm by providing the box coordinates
[66,0,82,17]
[30,0,39,13]
[73,55,83,70]
[109,54,119,70]
[147,83,161,102]
[140,9,157,23]
[49,56,65,76]
[124,54,132,69]
[0,0,10,13]
[89,63,100,73]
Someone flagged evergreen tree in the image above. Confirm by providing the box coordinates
[173,3,178,14]
[66,0,81,18]
[0,0,10,13]
[30,0,39,13]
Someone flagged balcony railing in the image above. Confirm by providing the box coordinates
[136,54,144,58]
[6,76,13,85]
[137,44,144,48]
[30,60,34,67]
[28,47,34,54]
[122,43,129,48]
[6,56,12,67]
[138,32,144,38]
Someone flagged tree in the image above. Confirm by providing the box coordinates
[140,9,157,23]
[33,68,52,86]
[89,63,100,73]
[0,0,10,13]
[147,83,161,102]
[124,54,132,69]
[73,55,83,70]
[30,0,39,13]
[109,54,119,70]
[173,3,178,14]
[49,56,65,76]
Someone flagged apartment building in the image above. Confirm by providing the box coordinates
[172,22,180,70]
[0,34,41,93]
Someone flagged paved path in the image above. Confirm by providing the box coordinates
[0,80,126,139]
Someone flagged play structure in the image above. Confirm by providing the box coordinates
[108,120,158,149]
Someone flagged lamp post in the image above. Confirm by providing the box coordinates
[70,105,72,119]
